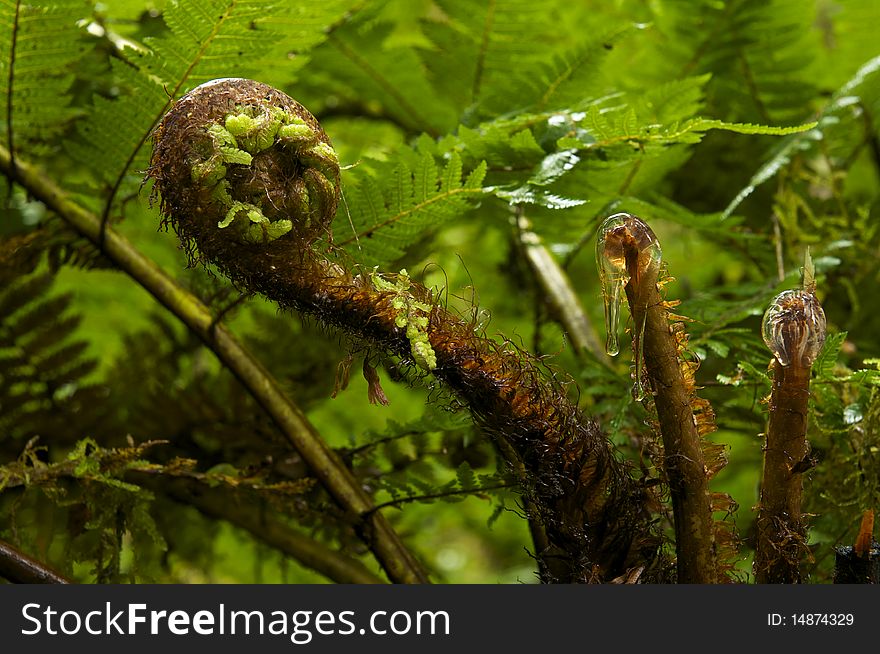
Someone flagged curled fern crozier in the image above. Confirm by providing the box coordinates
[149,78,340,250]
[148,78,663,583]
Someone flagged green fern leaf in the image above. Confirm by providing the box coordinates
[0,0,91,156]
[466,0,574,116]
[643,0,819,124]
[455,461,477,491]
[813,332,847,381]
[0,270,100,446]
[675,118,818,138]
[309,25,457,136]
[723,54,880,219]
[338,150,486,265]
[490,23,638,114]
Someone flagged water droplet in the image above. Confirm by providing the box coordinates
[761,289,826,367]
[843,403,863,425]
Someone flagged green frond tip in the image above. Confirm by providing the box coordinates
[177,95,335,245]
[688,119,819,136]
[803,247,816,293]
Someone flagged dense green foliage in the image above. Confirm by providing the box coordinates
[1,0,879,583]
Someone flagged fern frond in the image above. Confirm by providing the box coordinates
[0,270,102,450]
[312,27,457,135]
[0,0,91,157]
[518,24,638,114]
[256,0,367,84]
[337,150,487,265]
[465,0,570,116]
[723,54,880,219]
[649,0,819,124]
[563,104,816,150]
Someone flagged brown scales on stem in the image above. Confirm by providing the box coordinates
[597,213,732,583]
[755,284,826,583]
[148,79,664,583]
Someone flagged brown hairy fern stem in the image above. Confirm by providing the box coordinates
[597,213,727,583]
[755,286,826,583]
[755,360,811,583]
[149,79,663,583]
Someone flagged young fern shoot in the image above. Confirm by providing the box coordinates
[148,79,664,583]
[755,252,826,583]
[596,213,720,584]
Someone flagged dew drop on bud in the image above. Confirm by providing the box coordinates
[761,289,826,367]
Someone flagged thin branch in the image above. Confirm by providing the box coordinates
[0,538,70,584]
[0,144,428,584]
[346,431,417,458]
[367,482,513,514]
[514,209,610,364]
[771,211,785,283]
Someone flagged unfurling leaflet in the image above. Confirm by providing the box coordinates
[596,213,662,399]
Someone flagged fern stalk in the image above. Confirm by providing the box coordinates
[168,223,660,580]
[597,214,718,583]
[0,142,427,585]
[3,0,20,174]
[148,79,664,583]
[0,538,70,584]
[755,359,811,583]
[515,210,608,362]
[755,280,826,583]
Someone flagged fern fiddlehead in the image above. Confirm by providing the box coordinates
[597,213,729,584]
[148,78,664,583]
[755,258,826,584]
[150,78,340,249]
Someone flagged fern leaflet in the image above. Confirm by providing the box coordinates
[0,0,90,157]
[337,150,487,265]
[723,54,880,219]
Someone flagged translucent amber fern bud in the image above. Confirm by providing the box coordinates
[596,213,662,401]
[148,78,340,249]
[596,213,662,357]
[762,289,826,368]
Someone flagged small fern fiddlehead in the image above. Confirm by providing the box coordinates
[148,79,663,583]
